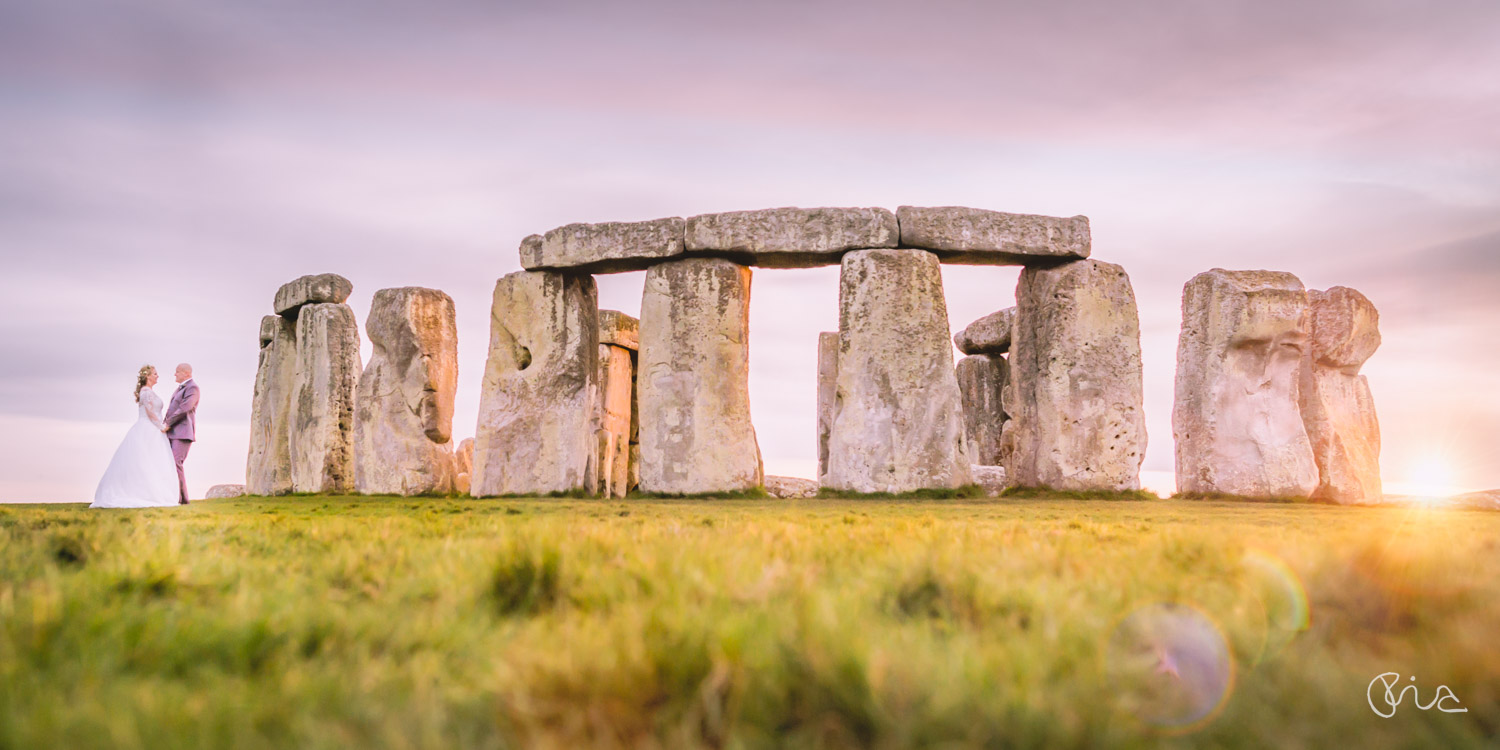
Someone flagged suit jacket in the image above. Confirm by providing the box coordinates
[164,379,200,442]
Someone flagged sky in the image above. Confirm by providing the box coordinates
[1,0,1497,501]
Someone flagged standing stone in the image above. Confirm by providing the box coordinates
[684,207,898,268]
[896,206,1090,265]
[816,331,839,483]
[597,341,635,498]
[1004,260,1146,491]
[290,303,361,494]
[1173,270,1317,498]
[473,271,598,496]
[824,249,970,493]
[1301,287,1382,504]
[454,437,474,496]
[954,307,1017,355]
[638,258,763,493]
[520,217,685,274]
[354,287,459,496]
[247,315,297,496]
[956,354,1009,466]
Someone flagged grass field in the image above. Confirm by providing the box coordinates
[2,495,1497,749]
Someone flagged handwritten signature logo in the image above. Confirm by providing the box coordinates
[1367,673,1468,718]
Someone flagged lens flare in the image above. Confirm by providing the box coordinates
[1239,549,1310,663]
[1105,603,1235,733]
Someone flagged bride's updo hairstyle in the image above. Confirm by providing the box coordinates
[135,365,155,403]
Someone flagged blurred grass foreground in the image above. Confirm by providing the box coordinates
[2,496,1497,749]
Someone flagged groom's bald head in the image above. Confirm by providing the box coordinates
[175,363,192,383]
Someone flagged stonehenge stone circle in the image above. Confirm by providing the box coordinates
[954,307,1016,355]
[824,249,971,493]
[896,206,1091,265]
[684,207,898,268]
[1301,287,1382,504]
[290,302,362,494]
[1173,270,1318,498]
[1003,259,1146,491]
[816,331,839,483]
[354,287,459,496]
[247,314,296,496]
[473,271,599,496]
[273,273,354,317]
[596,310,638,498]
[956,354,1009,466]
[638,258,764,493]
[520,217,685,274]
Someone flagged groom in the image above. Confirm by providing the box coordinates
[160,363,200,505]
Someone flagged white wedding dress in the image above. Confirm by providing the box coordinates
[91,386,180,508]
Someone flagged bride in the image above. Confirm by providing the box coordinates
[92,365,181,508]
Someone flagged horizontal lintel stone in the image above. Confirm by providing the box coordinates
[520,217,685,274]
[897,206,1090,265]
[684,207,897,268]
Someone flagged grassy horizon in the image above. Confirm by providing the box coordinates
[2,495,1496,748]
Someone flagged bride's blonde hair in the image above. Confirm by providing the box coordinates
[135,365,155,403]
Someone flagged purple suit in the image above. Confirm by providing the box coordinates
[163,379,200,504]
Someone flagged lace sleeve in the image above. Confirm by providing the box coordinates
[141,389,164,428]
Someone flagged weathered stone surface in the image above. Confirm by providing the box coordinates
[290,303,361,494]
[1301,287,1382,504]
[816,331,839,483]
[1004,260,1146,491]
[454,471,471,496]
[954,307,1016,355]
[247,315,296,496]
[206,484,246,499]
[896,206,1090,265]
[596,343,634,498]
[765,475,819,499]
[354,287,459,496]
[274,273,353,317]
[638,258,763,493]
[971,465,1008,497]
[1307,286,1382,370]
[1173,270,1317,498]
[473,271,598,496]
[520,217,684,274]
[825,249,971,493]
[455,437,474,477]
[684,207,898,268]
[599,309,640,350]
[956,354,1009,466]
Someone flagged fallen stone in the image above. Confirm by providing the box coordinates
[354,287,460,496]
[956,354,1009,466]
[290,303,362,494]
[206,484,246,499]
[1005,260,1146,491]
[599,309,640,350]
[1173,269,1317,498]
[473,271,599,496]
[246,315,296,496]
[824,249,971,493]
[954,307,1016,355]
[520,217,684,274]
[274,273,353,317]
[896,206,1090,265]
[765,475,819,499]
[1301,287,1382,504]
[971,465,1007,497]
[597,343,634,498]
[454,472,471,496]
[638,258,763,493]
[816,331,839,482]
[684,206,898,268]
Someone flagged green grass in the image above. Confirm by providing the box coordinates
[2,495,1497,749]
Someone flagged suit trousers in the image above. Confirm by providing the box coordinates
[170,439,192,504]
